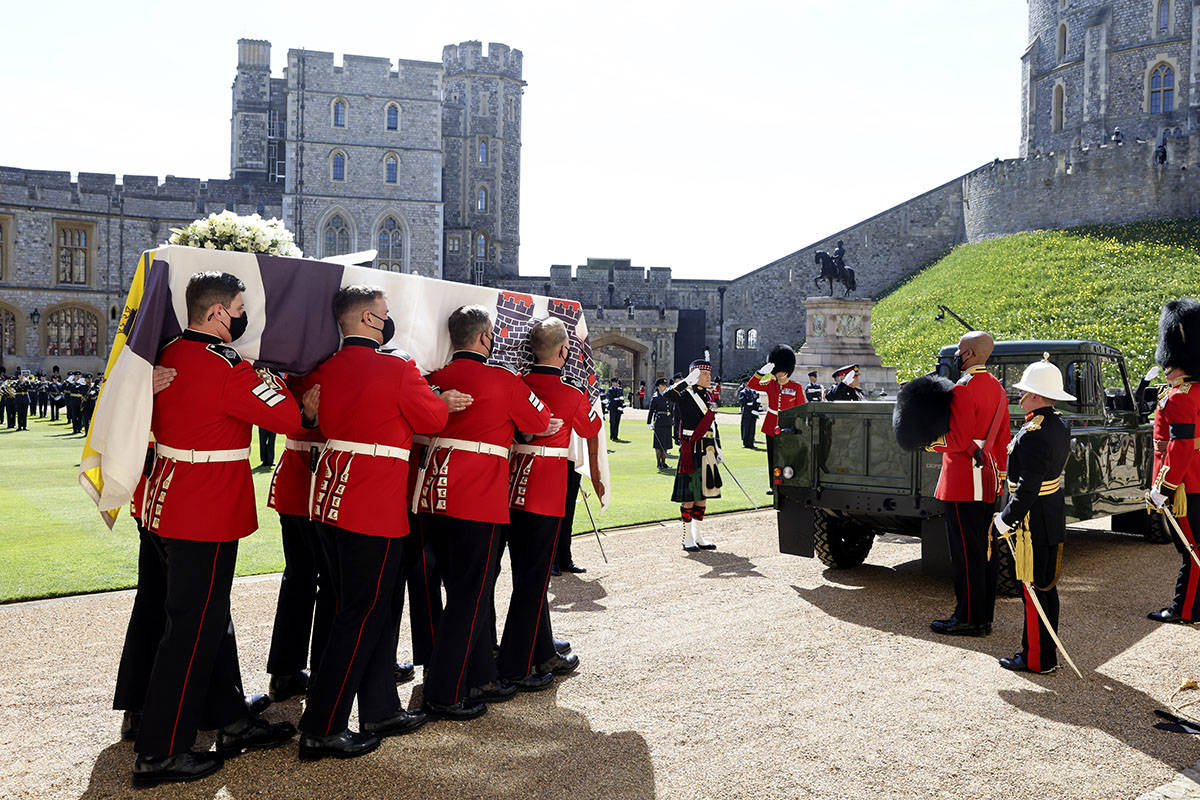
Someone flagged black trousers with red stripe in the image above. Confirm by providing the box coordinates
[943,500,998,626]
[404,513,443,667]
[266,513,334,678]
[301,523,406,735]
[1168,495,1200,621]
[498,510,561,679]
[1021,537,1059,671]
[113,524,169,712]
[424,516,501,706]
[134,538,247,758]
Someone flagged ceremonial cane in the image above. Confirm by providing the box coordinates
[1160,508,1200,570]
[579,489,608,564]
[995,526,1084,679]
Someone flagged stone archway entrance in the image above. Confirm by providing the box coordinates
[590,331,651,390]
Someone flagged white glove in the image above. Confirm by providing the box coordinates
[1149,487,1169,509]
[685,368,702,386]
[992,513,1013,535]
[1144,365,1161,383]
[757,362,774,376]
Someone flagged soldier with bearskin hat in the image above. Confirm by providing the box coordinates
[1146,299,1200,624]
[665,357,722,551]
[748,345,804,494]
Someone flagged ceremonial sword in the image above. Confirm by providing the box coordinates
[707,410,759,509]
[994,525,1084,679]
[1159,507,1200,570]
[579,489,608,563]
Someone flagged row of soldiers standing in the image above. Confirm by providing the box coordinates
[0,372,98,432]
[111,272,606,788]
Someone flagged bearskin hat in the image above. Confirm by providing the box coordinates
[893,373,956,451]
[1156,299,1200,377]
[769,344,796,377]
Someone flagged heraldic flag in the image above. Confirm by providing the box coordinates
[80,245,610,527]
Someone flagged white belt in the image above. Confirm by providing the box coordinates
[430,437,510,459]
[973,439,986,447]
[285,438,325,452]
[511,443,569,458]
[324,438,410,460]
[768,406,779,414]
[680,429,715,438]
[155,443,251,464]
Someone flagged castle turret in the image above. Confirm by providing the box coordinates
[231,39,272,181]
[441,41,525,284]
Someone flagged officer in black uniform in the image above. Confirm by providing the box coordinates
[49,378,63,422]
[67,373,85,433]
[13,376,30,430]
[804,371,825,403]
[647,378,674,469]
[81,376,99,435]
[738,381,760,448]
[991,357,1074,674]
[0,377,10,427]
[827,364,866,401]
[605,378,625,441]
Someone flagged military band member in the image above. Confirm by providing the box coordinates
[12,376,29,430]
[68,373,85,433]
[748,345,804,494]
[133,272,317,787]
[992,357,1074,673]
[499,318,603,688]
[36,375,48,417]
[81,376,99,434]
[665,358,721,551]
[1146,299,1200,624]
[827,364,866,401]
[415,305,555,720]
[738,381,760,449]
[300,286,464,759]
[0,377,12,427]
[804,370,825,403]
[606,378,625,441]
[927,331,1010,637]
[647,377,675,469]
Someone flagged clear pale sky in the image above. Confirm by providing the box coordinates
[3,0,1026,280]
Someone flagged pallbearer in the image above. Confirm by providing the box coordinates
[992,356,1073,673]
[748,345,803,493]
[666,357,722,551]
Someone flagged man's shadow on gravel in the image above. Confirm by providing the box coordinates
[549,572,608,612]
[686,549,765,579]
[791,527,1197,770]
[78,682,655,800]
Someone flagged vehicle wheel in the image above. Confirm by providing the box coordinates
[813,510,874,569]
[1111,508,1171,544]
[993,538,1020,598]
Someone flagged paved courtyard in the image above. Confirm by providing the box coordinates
[2,510,1199,799]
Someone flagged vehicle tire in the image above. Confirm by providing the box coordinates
[813,510,874,569]
[1111,508,1171,544]
[993,538,1021,598]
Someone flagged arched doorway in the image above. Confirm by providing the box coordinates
[590,331,651,389]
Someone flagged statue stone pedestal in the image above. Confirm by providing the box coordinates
[797,297,897,397]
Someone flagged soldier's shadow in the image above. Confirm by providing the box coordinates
[79,682,655,800]
[686,549,765,579]
[791,528,1198,770]
[548,572,608,613]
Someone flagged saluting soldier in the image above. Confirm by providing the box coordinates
[927,331,1010,637]
[992,356,1074,673]
[737,380,760,449]
[499,318,603,688]
[827,364,866,401]
[665,357,721,551]
[300,286,464,759]
[606,378,625,441]
[1146,299,1200,624]
[748,345,804,493]
[648,378,675,469]
[415,305,554,720]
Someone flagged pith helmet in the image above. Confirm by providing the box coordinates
[1012,354,1076,402]
[1156,298,1200,377]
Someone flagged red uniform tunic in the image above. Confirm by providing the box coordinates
[509,366,603,517]
[928,366,1011,502]
[267,373,325,517]
[747,374,805,436]
[144,330,304,542]
[309,337,449,537]
[1153,380,1200,492]
[417,351,552,523]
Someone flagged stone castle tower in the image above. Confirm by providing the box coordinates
[440,42,525,284]
[1023,0,1197,155]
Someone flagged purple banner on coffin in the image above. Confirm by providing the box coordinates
[255,254,345,374]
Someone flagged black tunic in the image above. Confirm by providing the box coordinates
[647,391,674,451]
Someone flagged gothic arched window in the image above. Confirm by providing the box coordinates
[331,151,346,181]
[1052,84,1065,132]
[385,155,398,184]
[323,215,351,257]
[385,103,399,131]
[1159,0,1170,32]
[475,232,488,259]
[376,217,404,272]
[1151,63,1175,113]
[735,329,746,350]
[46,307,98,356]
[477,186,488,213]
[1056,23,1067,63]
[747,329,759,350]
[332,99,346,128]
[478,139,488,164]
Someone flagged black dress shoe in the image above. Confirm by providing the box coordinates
[216,716,297,756]
[121,710,141,741]
[698,542,717,551]
[550,565,562,576]
[422,699,487,721]
[929,618,992,637]
[506,671,554,692]
[394,662,416,684]
[535,652,580,676]
[131,751,223,788]
[563,563,587,574]
[1148,608,1193,624]
[554,638,572,655]
[998,653,1057,674]
[298,729,380,761]
[245,692,272,716]
[362,708,428,738]
[467,679,518,703]
[268,671,309,702]
[682,543,701,552]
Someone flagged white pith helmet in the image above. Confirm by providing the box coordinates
[1012,353,1076,402]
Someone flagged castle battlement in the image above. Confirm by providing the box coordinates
[0,165,282,211]
[442,41,523,80]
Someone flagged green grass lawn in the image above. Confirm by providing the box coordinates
[0,412,771,602]
[873,218,1200,381]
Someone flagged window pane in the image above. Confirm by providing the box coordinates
[479,140,487,163]
[1152,72,1162,90]
[333,153,345,180]
[1152,94,1161,113]
[333,101,345,127]
[387,105,398,130]
[1165,89,1174,112]
[1164,69,1174,88]
[386,157,397,183]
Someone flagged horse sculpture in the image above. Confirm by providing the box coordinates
[814,251,856,297]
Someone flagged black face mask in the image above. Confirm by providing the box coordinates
[954,354,965,372]
[366,312,395,344]
[218,306,249,341]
